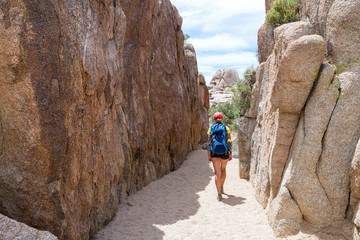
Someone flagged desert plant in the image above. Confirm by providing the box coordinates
[184,33,190,42]
[243,66,255,82]
[231,67,255,116]
[209,101,239,127]
[266,0,300,27]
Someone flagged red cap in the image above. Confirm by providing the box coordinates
[214,112,223,120]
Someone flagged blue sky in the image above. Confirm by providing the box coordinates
[171,0,266,84]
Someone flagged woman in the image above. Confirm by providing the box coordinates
[207,112,232,201]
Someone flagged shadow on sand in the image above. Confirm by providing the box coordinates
[93,150,213,240]
[221,193,246,206]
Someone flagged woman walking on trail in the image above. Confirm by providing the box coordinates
[207,112,232,201]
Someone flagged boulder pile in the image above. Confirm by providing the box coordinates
[240,0,360,238]
[208,68,240,107]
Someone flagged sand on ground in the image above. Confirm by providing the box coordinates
[94,149,276,240]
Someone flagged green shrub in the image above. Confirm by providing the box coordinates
[231,67,255,116]
[266,0,300,27]
[209,101,239,127]
[184,33,190,41]
[243,67,255,82]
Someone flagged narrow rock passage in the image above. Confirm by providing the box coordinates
[95,150,276,240]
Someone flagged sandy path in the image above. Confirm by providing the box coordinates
[95,150,276,240]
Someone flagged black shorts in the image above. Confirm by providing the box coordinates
[211,152,229,160]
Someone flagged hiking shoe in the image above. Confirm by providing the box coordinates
[217,194,223,201]
[221,187,224,194]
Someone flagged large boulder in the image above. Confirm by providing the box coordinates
[198,73,210,110]
[0,213,57,240]
[237,67,258,179]
[272,21,315,61]
[354,202,360,240]
[326,0,360,64]
[209,68,240,107]
[351,139,360,216]
[317,69,360,221]
[253,0,360,236]
[184,43,207,149]
[209,68,240,90]
[258,24,275,63]
[209,69,223,87]
[223,68,240,86]
[198,73,210,143]
[299,0,360,63]
[268,187,302,238]
[351,137,360,239]
[238,117,256,179]
[274,64,339,225]
[198,72,206,85]
[250,22,324,208]
[0,0,205,239]
[299,0,335,36]
[248,63,266,119]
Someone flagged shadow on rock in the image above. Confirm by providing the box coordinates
[93,150,212,240]
[222,194,246,206]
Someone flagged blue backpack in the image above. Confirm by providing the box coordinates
[209,122,229,155]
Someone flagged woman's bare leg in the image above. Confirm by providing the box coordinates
[211,157,221,194]
[220,159,228,189]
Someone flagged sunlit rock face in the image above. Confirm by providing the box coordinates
[198,73,210,143]
[209,68,240,90]
[248,0,360,237]
[257,24,275,63]
[299,0,360,64]
[0,0,205,239]
[184,43,209,149]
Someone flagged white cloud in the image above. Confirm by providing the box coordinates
[171,0,264,85]
[173,0,265,32]
[189,34,248,52]
[212,0,265,15]
[197,52,258,66]
[171,0,264,15]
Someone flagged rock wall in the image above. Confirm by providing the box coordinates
[242,0,360,238]
[198,73,210,143]
[237,69,256,179]
[0,0,208,239]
